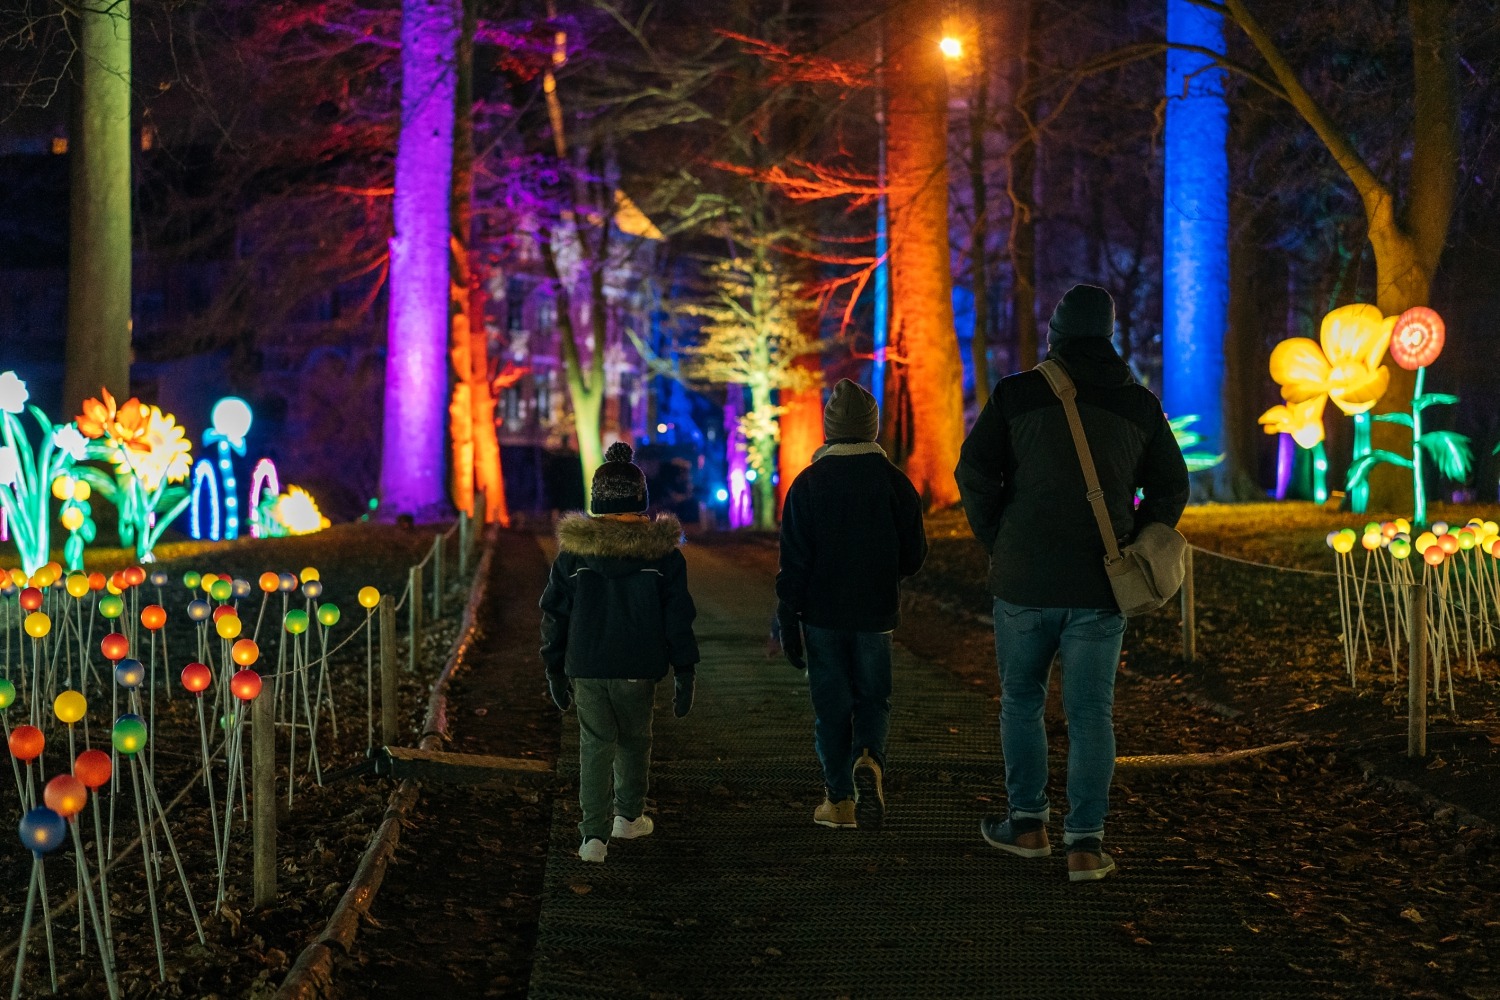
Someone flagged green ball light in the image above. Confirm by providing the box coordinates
[316,603,341,628]
[284,609,309,635]
[183,571,202,589]
[111,715,148,756]
[210,579,233,602]
[98,595,124,619]
[0,677,15,710]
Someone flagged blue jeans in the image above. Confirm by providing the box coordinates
[804,625,893,801]
[993,598,1126,843]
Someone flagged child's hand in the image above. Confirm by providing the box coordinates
[673,672,695,718]
[547,672,572,712]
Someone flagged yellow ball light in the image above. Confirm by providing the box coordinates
[1331,534,1355,554]
[1484,521,1499,537]
[357,586,380,609]
[51,476,73,500]
[53,690,87,725]
[1360,532,1382,551]
[9,568,25,587]
[201,573,219,593]
[65,573,90,598]
[73,480,91,502]
[24,611,51,638]
[215,614,243,640]
[106,580,123,596]
[1414,531,1438,553]
[60,507,84,532]
[300,566,320,583]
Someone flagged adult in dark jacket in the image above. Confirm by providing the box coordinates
[956,284,1189,882]
[777,379,928,831]
[540,443,699,864]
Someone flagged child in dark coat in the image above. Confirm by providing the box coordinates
[540,443,699,863]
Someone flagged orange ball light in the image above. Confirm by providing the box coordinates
[87,572,106,592]
[215,614,243,640]
[140,604,167,631]
[258,572,280,593]
[8,724,45,762]
[124,566,146,587]
[73,749,112,789]
[1424,546,1446,567]
[1437,534,1460,554]
[44,774,88,818]
[181,662,212,693]
[231,639,260,666]
[100,632,129,662]
[230,669,263,701]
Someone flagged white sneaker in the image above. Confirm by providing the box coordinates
[578,838,608,863]
[612,814,655,840]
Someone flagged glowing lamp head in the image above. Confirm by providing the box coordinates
[1388,538,1412,560]
[278,572,298,593]
[358,586,380,609]
[259,572,280,593]
[19,807,67,855]
[1431,521,1450,536]
[1331,533,1355,555]
[211,605,237,625]
[1491,539,1500,558]
[100,632,128,662]
[1437,534,1460,554]
[87,572,106,592]
[19,586,42,611]
[8,568,25,587]
[140,604,167,631]
[112,715,147,756]
[181,661,212,693]
[0,678,14,710]
[215,613,243,640]
[183,571,202,589]
[302,580,324,600]
[149,570,169,588]
[284,609,309,635]
[1414,532,1438,553]
[73,749,112,789]
[200,572,219,593]
[210,396,254,445]
[126,566,148,587]
[24,611,51,638]
[9,724,44,761]
[65,573,90,598]
[300,566,320,583]
[316,603,341,628]
[230,669,263,701]
[939,35,962,59]
[98,595,124,619]
[210,579,234,602]
[1361,532,1382,551]
[1457,530,1476,551]
[231,639,260,666]
[44,774,88,818]
[53,690,87,725]
[1423,546,1446,567]
[187,599,212,623]
[233,578,253,600]
[115,659,146,689]
[1389,307,1445,370]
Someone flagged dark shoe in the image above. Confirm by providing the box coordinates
[852,750,885,831]
[980,816,1052,858]
[1066,837,1116,882]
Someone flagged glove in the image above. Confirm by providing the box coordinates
[547,672,572,712]
[776,602,806,671]
[673,671,695,718]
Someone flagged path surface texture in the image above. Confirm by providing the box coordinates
[527,541,1374,999]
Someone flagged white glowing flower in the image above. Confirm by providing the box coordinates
[0,372,28,414]
[0,445,19,486]
[53,425,89,461]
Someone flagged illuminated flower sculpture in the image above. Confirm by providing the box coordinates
[0,371,82,574]
[1348,306,1470,527]
[74,392,194,562]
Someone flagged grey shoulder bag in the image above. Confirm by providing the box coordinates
[1036,359,1187,616]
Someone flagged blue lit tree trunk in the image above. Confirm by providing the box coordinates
[1163,0,1228,497]
[65,0,133,413]
[381,0,461,518]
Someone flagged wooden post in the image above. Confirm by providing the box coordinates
[1408,583,1427,758]
[1181,546,1196,664]
[458,508,471,577]
[381,595,398,745]
[432,533,444,620]
[408,564,423,676]
[252,689,276,907]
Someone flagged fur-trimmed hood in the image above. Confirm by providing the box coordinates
[556,512,684,561]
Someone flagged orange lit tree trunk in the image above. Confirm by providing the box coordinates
[1226,0,1456,512]
[448,0,508,525]
[884,0,964,509]
[777,353,823,516]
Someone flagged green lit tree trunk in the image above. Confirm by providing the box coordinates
[65,0,133,412]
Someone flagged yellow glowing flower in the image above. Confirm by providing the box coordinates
[1268,304,1395,416]
[1258,396,1327,449]
[110,406,192,489]
[274,486,330,535]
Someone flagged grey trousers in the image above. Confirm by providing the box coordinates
[574,678,657,841]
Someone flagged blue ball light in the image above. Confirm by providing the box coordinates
[19,807,67,855]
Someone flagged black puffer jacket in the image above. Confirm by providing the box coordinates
[955,338,1190,610]
[539,513,699,680]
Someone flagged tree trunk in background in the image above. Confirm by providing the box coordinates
[65,0,133,412]
[967,20,992,409]
[382,0,460,518]
[1224,197,1266,498]
[777,354,823,517]
[884,0,963,509]
[447,0,509,525]
[1001,0,1039,373]
[1164,0,1229,499]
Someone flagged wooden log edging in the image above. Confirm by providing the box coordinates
[275,526,498,1000]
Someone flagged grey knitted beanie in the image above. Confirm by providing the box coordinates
[1047,284,1116,348]
[591,442,649,515]
[823,378,880,443]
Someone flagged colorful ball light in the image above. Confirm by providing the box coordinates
[215,614,243,640]
[1437,534,1460,554]
[1389,538,1412,560]
[19,807,67,854]
[0,678,14,710]
[358,586,380,609]
[87,572,106,592]
[65,574,90,598]
[1360,532,1382,551]
[140,604,167,630]
[230,670,263,701]
[8,568,24,587]
[19,586,42,611]
[1457,530,1476,551]
[301,566,320,583]
[210,579,234,602]
[183,571,202,589]
[187,599,212,622]
[181,662,212,693]
[112,715,147,755]
[100,632,128,661]
[1424,546,1446,567]
[316,603,341,627]
[73,749,112,789]
[24,611,51,638]
[302,580,324,600]
[98,594,124,619]
[284,609,309,635]
[200,573,219,593]
[150,570,170,588]
[1331,534,1355,554]
[1414,532,1438,553]
[1389,306,1445,370]
[1431,521,1449,536]
[9,724,45,761]
[231,639,260,666]
[44,774,88,818]
[232,578,253,600]
[53,690,87,725]
[212,604,238,624]
[115,659,146,689]
[278,572,298,593]
[124,566,146,588]
[258,571,280,593]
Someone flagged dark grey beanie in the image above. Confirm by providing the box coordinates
[591,442,648,514]
[823,378,879,443]
[1047,284,1116,348]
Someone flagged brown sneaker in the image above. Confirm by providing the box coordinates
[814,798,857,829]
[1066,838,1116,882]
[980,816,1051,858]
[852,751,885,831]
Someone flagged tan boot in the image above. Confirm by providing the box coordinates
[1067,838,1116,882]
[852,750,885,831]
[814,798,857,829]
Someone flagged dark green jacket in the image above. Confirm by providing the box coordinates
[955,339,1190,609]
[539,513,699,680]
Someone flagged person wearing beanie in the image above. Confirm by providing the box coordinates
[540,442,700,864]
[776,379,927,832]
[956,284,1188,881]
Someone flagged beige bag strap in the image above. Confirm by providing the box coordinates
[1037,359,1123,564]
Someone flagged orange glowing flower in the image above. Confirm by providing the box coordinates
[109,406,192,489]
[76,389,152,452]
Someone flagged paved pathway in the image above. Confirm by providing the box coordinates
[527,541,1368,999]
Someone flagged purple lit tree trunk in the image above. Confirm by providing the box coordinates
[381,0,461,519]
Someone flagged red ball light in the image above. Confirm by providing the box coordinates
[140,604,167,631]
[8,724,45,762]
[124,566,147,587]
[109,570,128,591]
[74,749,113,789]
[100,632,129,662]
[230,669,263,702]
[19,587,43,612]
[44,774,88,818]
[181,662,212,694]
[212,604,239,624]
[87,572,107,592]
[1424,546,1446,567]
